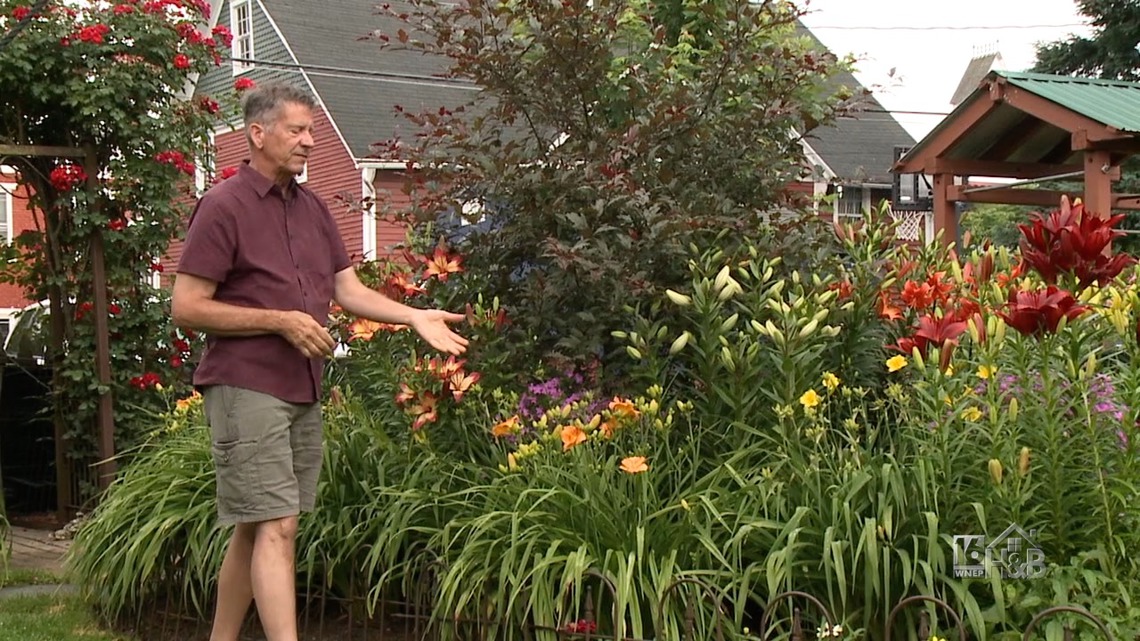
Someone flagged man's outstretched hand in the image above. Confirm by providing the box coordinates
[409,308,469,355]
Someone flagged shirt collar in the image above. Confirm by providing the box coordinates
[238,160,299,199]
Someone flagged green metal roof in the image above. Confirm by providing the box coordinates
[996,70,1140,133]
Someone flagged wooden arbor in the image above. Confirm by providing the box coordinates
[0,144,117,520]
[893,71,1140,244]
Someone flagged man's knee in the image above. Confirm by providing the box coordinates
[254,515,298,546]
[233,522,258,544]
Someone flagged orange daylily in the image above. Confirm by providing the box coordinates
[599,418,619,438]
[608,397,639,420]
[424,246,464,281]
[491,415,520,438]
[620,456,649,474]
[349,318,383,341]
[561,425,587,451]
[174,390,201,412]
[448,370,481,402]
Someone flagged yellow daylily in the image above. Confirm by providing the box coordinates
[822,372,841,392]
[886,355,908,372]
[799,389,821,410]
[962,406,984,422]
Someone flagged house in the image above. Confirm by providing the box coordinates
[160,0,920,278]
[0,170,40,339]
[950,46,1005,107]
[794,23,919,232]
[162,0,477,278]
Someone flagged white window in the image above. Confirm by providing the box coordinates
[834,185,868,220]
[231,0,254,74]
[0,184,13,244]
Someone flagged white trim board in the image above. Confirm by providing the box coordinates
[255,0,361,172]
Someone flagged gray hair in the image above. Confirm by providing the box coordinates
[242,81,317,128]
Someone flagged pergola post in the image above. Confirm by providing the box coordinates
[84,145,116,491]
[932,173,957,246]
[1083,149,1115,218]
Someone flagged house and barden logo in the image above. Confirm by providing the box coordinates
[952,523,1046,579]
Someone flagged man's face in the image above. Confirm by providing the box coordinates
[252,101,314,178]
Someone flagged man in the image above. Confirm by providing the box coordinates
[171,82,467,641]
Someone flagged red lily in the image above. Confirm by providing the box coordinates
[900,280,934,311]
[385,272,426,298]
[997,286,1089,337]
[828,279,854,300]
[1018,197,1135,287]
[877,291,904,321]
[890,313,968,358]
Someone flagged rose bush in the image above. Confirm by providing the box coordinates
[0,0,243,489]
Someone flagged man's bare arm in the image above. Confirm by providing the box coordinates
[334,267,468,355]
[171,272,335,358]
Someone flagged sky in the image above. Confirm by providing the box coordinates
[798,0,1094,141]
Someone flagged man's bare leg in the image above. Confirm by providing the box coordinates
[250,516,300,641]
[209,522,257,641]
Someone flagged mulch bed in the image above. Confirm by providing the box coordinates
[114,600,424,641]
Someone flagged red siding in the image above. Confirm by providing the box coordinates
[373,169,411,257]
[305,108,364,262]
[0,176,40,310]
[161,107,364,281]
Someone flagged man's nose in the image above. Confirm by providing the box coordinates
[300,130,315,148]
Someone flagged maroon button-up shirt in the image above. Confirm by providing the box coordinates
[177,162,351,404]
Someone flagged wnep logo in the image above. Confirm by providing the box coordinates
[952,523,1046,579]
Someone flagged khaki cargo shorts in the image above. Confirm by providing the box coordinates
[202,385,323,526]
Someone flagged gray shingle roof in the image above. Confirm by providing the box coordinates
[259,2,915,177]
[795,23,916,185]
[265,0,478,159]
[950,51,1002,106]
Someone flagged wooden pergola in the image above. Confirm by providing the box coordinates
[893,71,1140,244]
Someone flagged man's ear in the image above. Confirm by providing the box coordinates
[248,122,264,150]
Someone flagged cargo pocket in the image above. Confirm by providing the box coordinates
[212,438,260,514]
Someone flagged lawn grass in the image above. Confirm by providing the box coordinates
[0,593,131,641]
[0,567,62,589]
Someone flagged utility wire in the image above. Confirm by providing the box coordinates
[232,57,959,118]
[807,23,1086,31]
[231,56,477,88]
